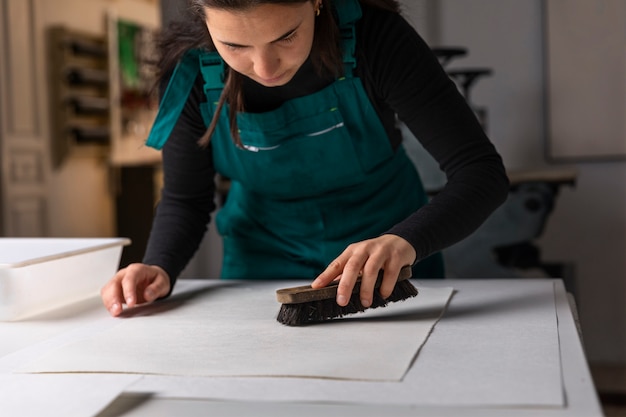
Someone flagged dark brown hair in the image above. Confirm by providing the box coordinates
[156,0,401,147]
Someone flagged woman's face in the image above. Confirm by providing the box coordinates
[205,2,317,87]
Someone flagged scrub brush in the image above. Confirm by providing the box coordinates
[275,266,416,326]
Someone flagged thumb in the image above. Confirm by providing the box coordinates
[143,268,171,302]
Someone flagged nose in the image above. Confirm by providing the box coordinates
[253,48,281,81]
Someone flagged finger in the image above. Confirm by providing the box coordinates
[379,264,402,299]
[101,271,126,317]
[311,259,344,288]
[102,285,124,316]
[336,261,362,307]
[143,271,170,302]
[120,264,143,308]
[358,262,383,308]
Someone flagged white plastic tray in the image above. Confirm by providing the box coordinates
[0,238,130,320]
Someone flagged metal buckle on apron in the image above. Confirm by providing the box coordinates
[241,144,281,152]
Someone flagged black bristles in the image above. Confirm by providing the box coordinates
[277,279,418,326]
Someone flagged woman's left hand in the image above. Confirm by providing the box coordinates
[311,234,417,307]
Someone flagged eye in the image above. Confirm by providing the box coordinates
[224,43,244,51]
[280,32,297,45]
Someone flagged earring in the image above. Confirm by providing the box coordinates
[316,1,323,16]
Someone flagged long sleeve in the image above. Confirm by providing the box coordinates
[142,74,217,286]
[355,5,509,260]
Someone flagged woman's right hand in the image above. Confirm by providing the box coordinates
[100,263,171,317]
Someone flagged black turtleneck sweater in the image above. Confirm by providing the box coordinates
[143,2,509,286]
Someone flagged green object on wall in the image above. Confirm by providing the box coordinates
[117,20,140,89]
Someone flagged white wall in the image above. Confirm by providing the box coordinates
[402,0,626,365]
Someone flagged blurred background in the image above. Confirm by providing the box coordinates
[0,0,624,412]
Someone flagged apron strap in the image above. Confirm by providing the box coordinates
[145,50,201,150]
[336,0,361,76]
[199,51,226,112]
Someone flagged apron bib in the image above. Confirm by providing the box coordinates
[147,0,444,279]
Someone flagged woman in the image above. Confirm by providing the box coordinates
[101,0,509,316]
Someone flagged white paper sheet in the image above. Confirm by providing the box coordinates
[122,280,564,408]
[0,297,118,373]
[0,374,140,417]
[404,280,563,406]
[19,281,453,381]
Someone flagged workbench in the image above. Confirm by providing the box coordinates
[0,279,602,417]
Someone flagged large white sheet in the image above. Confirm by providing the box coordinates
[19,281,453,381]
[0,374,140,417]
[119,280,565,408]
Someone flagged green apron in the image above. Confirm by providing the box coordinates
[147,0,443,279]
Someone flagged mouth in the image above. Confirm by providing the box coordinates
[257,71,289,86]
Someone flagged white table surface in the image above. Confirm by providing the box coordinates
[0,279,603,417]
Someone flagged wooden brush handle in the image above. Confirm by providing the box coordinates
[275,265,413,304]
